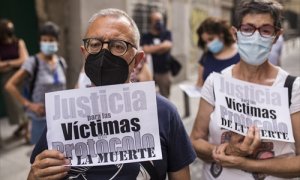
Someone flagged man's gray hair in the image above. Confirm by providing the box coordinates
[88,8,140,47]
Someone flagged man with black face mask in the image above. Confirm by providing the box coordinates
[27,8,196,180]
[141,11,173,98]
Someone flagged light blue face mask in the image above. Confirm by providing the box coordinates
[237,31,274,66]
[40,42,58,56]
[207,38,224,54]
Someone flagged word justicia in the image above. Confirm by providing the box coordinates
[219,75,282,106]
[52,87,147,120]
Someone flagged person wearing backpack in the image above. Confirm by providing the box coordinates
[5,21,67,144]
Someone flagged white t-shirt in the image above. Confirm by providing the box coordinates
[201,65,300,180]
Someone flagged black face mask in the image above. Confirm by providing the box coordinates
[85,49,134,86]
[154,21,165,32]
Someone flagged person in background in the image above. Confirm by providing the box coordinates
[141,11,173,98]
[27,8,196,180]
[196,17,240,88]
[268,34,284,66]
[5,21,67,145]
[190,0,300,179]
[0,19,29,140]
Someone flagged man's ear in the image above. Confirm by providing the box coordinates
[231,26,238,41]
[80,45,89,60]
[134,51,145,68]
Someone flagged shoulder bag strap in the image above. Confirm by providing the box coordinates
[29,55,39,100]
[284,75,297,107]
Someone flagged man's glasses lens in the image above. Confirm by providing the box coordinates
[240,24,276,38]
[110,41,127,55]
[84,39,132,56]
[86,39,102,54]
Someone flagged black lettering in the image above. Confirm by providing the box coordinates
[103,120,119,135]
[80,124,90,138]
[270,110,277,119]
[90,121,98,137]
[130,118,140,131]
[61,123,73,141]
[128,150,138,160]
[98,153,108,163]
[120,119,130,133]
[77,155,82,165]
[262,109,270,118]
[120,151,128,161]
[74,121,80,139]
[225,97,233,109]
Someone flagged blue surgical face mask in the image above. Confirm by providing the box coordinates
[40,41,58,56]
[207,38,224,54]
[237,31,274,66]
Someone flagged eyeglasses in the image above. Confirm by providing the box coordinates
[82,38,137,56]
[239,24,278,38]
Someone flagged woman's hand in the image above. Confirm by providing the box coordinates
[212,143,247,168]
[224,126,261,157]
[27,102,45,117]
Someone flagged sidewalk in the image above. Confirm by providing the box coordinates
[0,41,299,179]
[0,118,33,179]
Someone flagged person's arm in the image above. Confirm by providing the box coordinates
[196,64,204,87]
[213,111,300,178]
[5,69,45,116]
[168,166,190,180]
[27,150,70,180]
[5,69,29,106]
[0,60,10,72]
[190,98,217,162]
[142,40,172,55]
[7,39,29,68]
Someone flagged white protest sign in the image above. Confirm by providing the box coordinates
[45,81,162,166]
[213,73,294,142]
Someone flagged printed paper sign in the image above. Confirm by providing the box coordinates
[45,81,162,166]
[213,73,294,142]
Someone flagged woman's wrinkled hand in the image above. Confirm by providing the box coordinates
[224,126,261,157]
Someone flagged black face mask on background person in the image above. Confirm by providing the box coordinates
[154,21,165,32]
[85,49,134,86]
